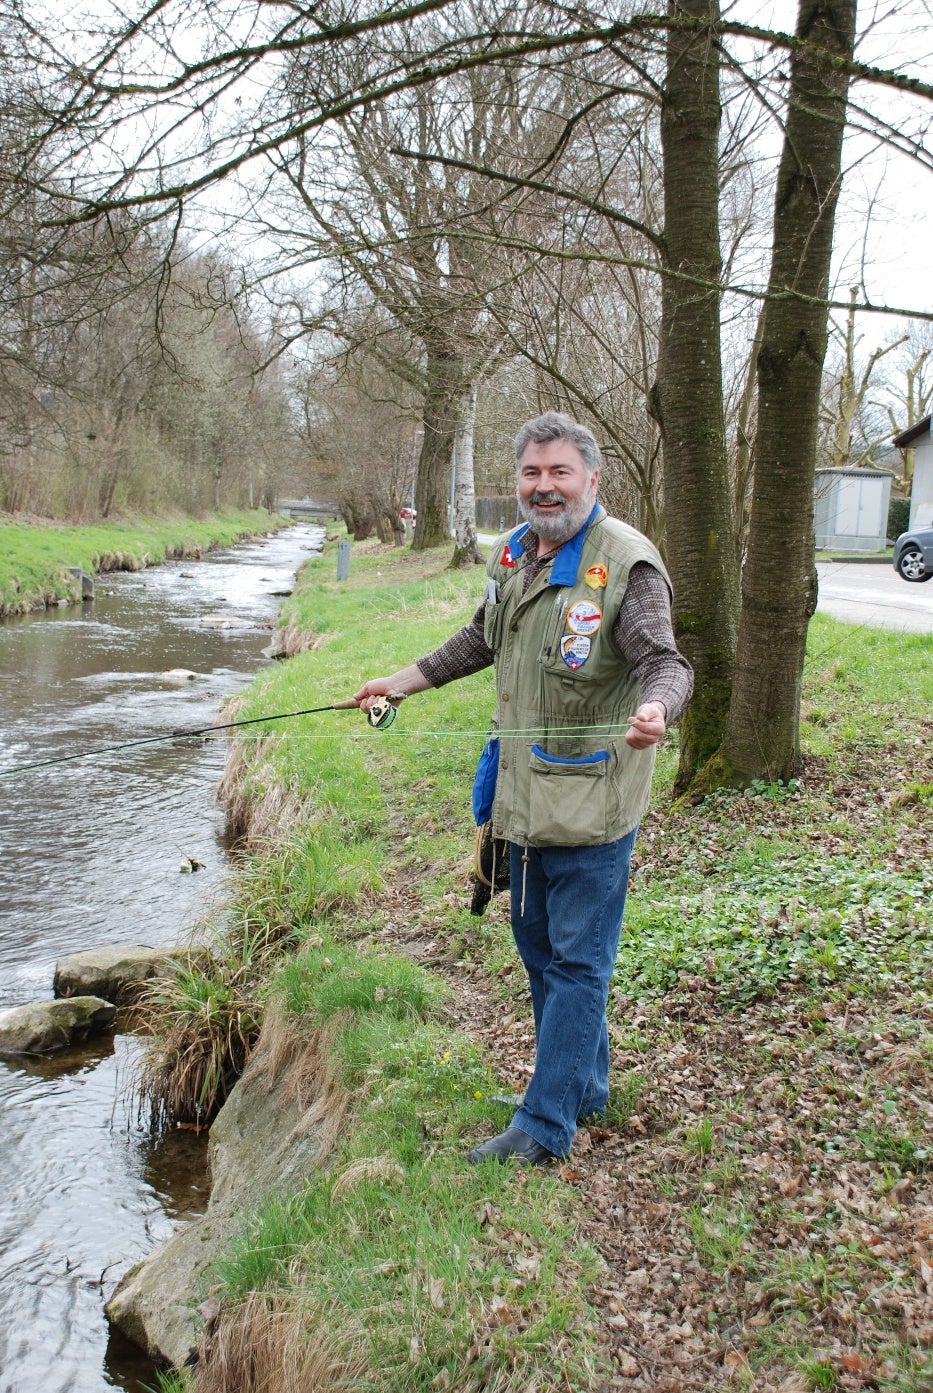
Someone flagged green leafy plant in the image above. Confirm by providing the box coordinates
[688,1199,754,1271]
[801,1356,837,1390]
[858,1120,930,1173]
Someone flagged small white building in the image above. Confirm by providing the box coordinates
[892,414,933,529]
[813,468,893,552]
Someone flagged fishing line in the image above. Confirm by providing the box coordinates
[0,705,638,780]
[164,722,637,741]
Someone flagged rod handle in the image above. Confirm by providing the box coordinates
[332,690,406,711]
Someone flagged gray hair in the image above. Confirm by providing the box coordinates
[514,411,602,477]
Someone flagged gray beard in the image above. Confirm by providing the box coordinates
[518,488,596,545]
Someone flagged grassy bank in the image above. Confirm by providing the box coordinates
[0,510,287,616]
[149,537,932,1393]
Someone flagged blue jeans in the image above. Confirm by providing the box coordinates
[508,829,637,1157]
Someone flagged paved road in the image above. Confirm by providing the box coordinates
[480,533,932,634]
[816,561,933,634]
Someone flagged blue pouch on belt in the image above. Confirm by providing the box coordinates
[471,737,499,825]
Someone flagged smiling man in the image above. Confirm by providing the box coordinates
[354,411,693,1166]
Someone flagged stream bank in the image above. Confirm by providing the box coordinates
[0,509,288,616]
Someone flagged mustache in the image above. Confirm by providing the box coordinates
[529,492,566,506]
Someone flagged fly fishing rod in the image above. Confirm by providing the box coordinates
[0,694,403,778]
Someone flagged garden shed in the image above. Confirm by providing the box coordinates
[891,414,933,529]
[813,468,893,552]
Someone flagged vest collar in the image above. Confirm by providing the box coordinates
[508,502,604,586]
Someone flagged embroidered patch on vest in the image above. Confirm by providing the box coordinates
[584,564,608,590]
[500,544,515,568]
[566,599,602,635]
[560,634,591,669]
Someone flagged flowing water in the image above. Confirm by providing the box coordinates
[0,524,324,1393]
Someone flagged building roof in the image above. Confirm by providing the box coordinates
[892,414,932,448]
[814,467,893,478]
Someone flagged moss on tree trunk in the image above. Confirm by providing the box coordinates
[656,0,740,791]
[412,348,464,551]
[716,0,857,786]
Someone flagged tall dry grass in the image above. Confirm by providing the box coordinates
[194,1291,368,1393]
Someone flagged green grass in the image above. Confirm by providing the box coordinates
[273,936,440,1031]
[685,1115,716,1158]
[0,510,286,614]
[688,1196,755,1271]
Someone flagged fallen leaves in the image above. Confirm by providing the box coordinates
[365,735,933,1392]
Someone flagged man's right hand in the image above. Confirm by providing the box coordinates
[352,664,431,712]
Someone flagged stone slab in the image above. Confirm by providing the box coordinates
[105,1024,332,1367]
[0,996,116,1056]
[54,945,208,1005]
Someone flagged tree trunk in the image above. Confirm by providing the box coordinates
[412,348,463,550]
[715,0,857,786]
[341,502,374,540]
[828,287,860,469]
[732,305,766,566]
[655,0,740,790]
[449,381,484,567]
[374,505,405,546]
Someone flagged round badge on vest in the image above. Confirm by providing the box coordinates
[566,599,602,635]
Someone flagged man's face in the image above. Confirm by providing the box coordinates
[516,439,599,544]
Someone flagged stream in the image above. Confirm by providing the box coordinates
[0,523,324,1393]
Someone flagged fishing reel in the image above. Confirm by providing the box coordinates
[367,694,403,730]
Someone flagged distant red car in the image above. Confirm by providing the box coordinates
[399,507,417,522]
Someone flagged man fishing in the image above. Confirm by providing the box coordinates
[354,411,693,1166]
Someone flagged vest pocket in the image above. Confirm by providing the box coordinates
[526,744,610,845]
[484,593,506,652]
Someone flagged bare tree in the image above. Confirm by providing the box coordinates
[821,286,906,469]
[877,325,933,495]
[293,326,420,542]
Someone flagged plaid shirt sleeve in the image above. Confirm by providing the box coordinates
[616,562,694,722]
[415,599,493,688]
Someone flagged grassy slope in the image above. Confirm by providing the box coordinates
[159,537,933,1393]
[0,511,286,615]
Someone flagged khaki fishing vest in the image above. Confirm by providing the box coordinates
[483,507,670,848]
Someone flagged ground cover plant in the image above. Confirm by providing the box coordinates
[152,535,932,1392]
[0,510,284,615]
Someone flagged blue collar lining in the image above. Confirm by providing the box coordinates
[506,502,602,586]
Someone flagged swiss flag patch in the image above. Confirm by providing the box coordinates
[500,544,515,568]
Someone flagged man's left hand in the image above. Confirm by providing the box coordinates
[625,702,668,749]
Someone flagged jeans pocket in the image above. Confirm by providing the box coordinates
[527,744,610,845]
